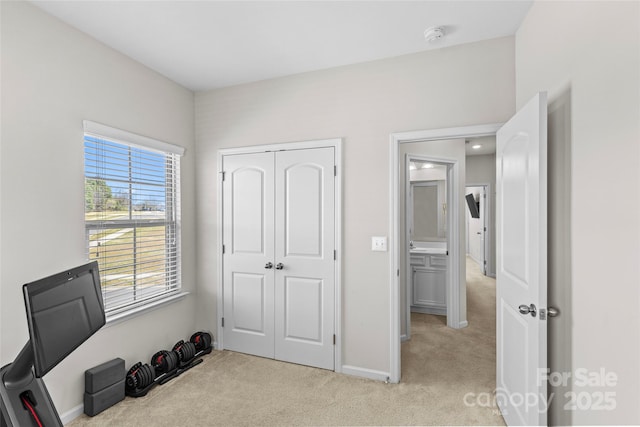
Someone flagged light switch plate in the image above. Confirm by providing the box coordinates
[371,236,387,252]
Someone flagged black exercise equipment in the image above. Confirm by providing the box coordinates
[190,332,212,353]
[1,262,105,427]
[151,350,179,375]
[124,331,214,398]
[173,341,195,363]
[125,362,155,391]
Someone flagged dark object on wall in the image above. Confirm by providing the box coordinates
[0,261,105,427]
[465,193,480,218]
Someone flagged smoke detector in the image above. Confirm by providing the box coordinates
[424,27,445,43]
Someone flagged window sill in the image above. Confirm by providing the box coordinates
[103,291,190,328]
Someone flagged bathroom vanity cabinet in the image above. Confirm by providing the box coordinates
[410,250,447,316]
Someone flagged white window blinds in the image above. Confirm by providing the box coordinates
[83,121,183,318]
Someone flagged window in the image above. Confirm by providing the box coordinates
[83,121,184,318]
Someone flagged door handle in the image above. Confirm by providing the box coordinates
[265,262,273,269]
[547,307,560,317]
[275,263,284,270]
[518,303,537,317]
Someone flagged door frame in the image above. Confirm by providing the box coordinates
[216,138,343,373]
[465,182,492,276]
[389,123,502,383]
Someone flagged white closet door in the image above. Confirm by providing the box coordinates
[222,152,275,358]
[274,148,335,370]
[222,147,336,370]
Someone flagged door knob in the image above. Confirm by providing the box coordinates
[275,263,284,270]
[518,303,537,317]
[265,262,273,269]
[547,307,560,317]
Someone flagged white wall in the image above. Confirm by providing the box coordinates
[410,165,447,182]
[195,37,515,374]
[466,153,496,276]
[517,1,640,424]
[0,1,196,417]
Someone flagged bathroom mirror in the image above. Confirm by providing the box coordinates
[409,161,447,242]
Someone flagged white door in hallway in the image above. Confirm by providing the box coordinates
[222,147,336,370]
[496,92,548,426]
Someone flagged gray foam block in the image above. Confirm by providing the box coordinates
[83,379,125,417]
[85,358,125,394]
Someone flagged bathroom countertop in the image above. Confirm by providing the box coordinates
[410,247,447,255]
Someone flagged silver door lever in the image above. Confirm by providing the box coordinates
[518,303,537,317]
[547,307,560,317]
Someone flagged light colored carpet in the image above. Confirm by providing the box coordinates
[68,257,503,426]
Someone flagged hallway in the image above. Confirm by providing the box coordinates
[401,256,503,424]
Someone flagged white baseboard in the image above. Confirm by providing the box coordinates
[60,403,84,425]
[341,365,390,383]
[411,305,446,316]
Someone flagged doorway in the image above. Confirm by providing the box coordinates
[403,155,452,341]
[465,185,487,274]
[389,123,502,383]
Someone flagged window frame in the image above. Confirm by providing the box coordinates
[83,121,185,321]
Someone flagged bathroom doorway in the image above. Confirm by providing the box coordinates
[403,155,453,341]
[389,123,502,383]
[396,137,464,345]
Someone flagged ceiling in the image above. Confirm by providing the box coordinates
[465,136,496,156]
[31,1,533,92]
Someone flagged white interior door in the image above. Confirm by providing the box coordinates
[222,152,275,358]
[274,148,335,370]
[496,92,548,426]
[222,147,335,370]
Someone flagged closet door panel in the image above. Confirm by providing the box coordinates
[274,147,335,370]
[222,152,275,358]
[283,163,323,257]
